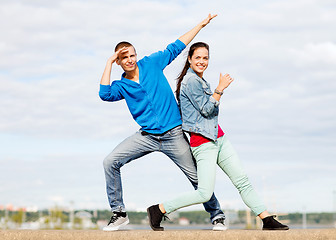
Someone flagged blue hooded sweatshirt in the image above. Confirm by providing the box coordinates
[99,39,186,134]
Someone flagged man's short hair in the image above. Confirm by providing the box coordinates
[115,41,135,52]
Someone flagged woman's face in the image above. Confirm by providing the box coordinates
[188,47,209,78]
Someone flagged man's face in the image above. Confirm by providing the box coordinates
[116,46,137,72]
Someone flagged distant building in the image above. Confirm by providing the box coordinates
[75,211,95,229]
[179,217,190,226]
[96,220,108,230]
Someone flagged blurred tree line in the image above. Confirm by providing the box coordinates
[1,209,334,225]
[286,212,334,224]
[92,210,335,225]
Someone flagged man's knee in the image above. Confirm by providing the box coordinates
[103,154,120,170]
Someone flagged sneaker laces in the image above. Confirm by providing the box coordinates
[213,217,225,224]
[108,213,121,225]
[163,214,170,221]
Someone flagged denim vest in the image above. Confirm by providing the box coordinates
[179,68,220,141]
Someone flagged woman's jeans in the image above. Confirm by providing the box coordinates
[163,135,266,216]
[103,126,224,222]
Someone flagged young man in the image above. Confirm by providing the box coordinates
[99,14,226,231]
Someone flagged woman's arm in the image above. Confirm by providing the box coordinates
[183,76,219,118]
[212,73,234,101]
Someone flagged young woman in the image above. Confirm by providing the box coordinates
[147,42,289,231]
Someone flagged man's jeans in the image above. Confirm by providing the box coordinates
[103,125,224,222]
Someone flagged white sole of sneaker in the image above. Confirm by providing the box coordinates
[213,225,228,231]
[103,218,130,231]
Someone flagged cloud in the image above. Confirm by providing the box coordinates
[290,42,336,67]
[48,196,65,205]
[0,0,335,212]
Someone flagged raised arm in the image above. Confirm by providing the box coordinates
[183,76,219,118]
[100,47,129,86]
[178,14,217,46]
[212,73,234,101]
[99,47,130,102]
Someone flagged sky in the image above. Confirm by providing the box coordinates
[0,0,336,215]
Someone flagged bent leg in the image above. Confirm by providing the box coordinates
[103,131,158,212]
[217,135,266,216]
[162,140,219,215]
[161,128,224,220]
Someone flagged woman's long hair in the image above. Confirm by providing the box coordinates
[176,42,209,102]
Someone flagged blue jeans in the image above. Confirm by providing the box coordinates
[103,125,224,222]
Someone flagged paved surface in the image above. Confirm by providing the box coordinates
[1,229,336,240]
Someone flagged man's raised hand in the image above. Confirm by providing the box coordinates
[200,14,217,28]
[108,47,129,64]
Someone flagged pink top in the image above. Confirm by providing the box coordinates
[190,125,224,147]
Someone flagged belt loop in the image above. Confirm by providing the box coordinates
[141,131,149,136]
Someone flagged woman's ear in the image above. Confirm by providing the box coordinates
[115,58,120,65]
[187,56,191,64]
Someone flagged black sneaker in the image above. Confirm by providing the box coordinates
[103,212,129,231]
[212,217,227,231]
[262,215,289,230]
[147,204,164,231]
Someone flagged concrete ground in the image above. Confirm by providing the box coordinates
[1,229,336,240]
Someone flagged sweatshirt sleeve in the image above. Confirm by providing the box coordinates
[99,82,124,102]
[147,39,186,70]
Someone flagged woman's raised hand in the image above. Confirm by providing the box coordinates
[217,73,234,91]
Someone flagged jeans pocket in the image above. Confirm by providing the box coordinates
[168,125,182,137]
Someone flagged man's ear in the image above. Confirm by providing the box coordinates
[115,58,120,65]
